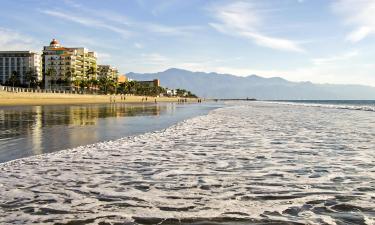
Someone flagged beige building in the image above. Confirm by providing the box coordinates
[0,51,42,85]
[97,65,119,80]
[42,39,97,88]
[117,74,128,83]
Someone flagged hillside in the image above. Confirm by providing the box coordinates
[127,68,375,100]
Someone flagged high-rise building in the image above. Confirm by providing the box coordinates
[42,39,97,88]
[97,65,119,80]
[0,51,42,85]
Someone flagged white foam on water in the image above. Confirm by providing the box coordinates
[264,100,375,112]
[0,102,374,224]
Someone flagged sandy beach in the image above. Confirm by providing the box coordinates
[0,90,199,106]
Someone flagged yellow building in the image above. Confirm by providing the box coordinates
[42,39,97,89]
[97,65,119,80]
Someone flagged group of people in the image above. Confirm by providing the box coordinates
[109,94,127,103]
[109,95,203,104]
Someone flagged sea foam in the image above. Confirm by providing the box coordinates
[0,102,374,224]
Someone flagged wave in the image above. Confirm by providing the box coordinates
[264,101,375,112]
[1,103,374,224]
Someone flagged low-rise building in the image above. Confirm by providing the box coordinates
[0,51,42,85]
[42,39,97,88]
[138,79,160,87]
[166,88,177,96]
[117,74,127,83]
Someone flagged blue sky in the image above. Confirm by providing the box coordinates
[0,0,375,86]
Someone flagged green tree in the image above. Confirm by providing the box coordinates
[99,77,111,94]
[79,79,88,91]
[87,66,96,79]
[8,71,20,87]
[89,78,99,92]
[73,78,81,90]
[25,69,38,88]
[45,68,56,89]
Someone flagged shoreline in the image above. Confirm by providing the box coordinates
[1,102,373,224]
[0,102,220,164]
[0,90,201,106]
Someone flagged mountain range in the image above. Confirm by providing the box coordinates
[127,68,375,100]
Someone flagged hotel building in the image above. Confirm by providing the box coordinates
[97,65,119,80]
[0,51,42,85]
[42,39,97,88]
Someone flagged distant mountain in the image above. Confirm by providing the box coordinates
[127,68,375,100]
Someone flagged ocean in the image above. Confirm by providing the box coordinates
[0,101,374,224]
[0,103,220,163]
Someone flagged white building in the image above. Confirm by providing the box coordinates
[166,88,177,96]
[0,51,42,85]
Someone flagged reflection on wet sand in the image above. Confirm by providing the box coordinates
[0,103,200,163]
[0,104,163,136]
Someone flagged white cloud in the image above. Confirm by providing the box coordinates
[40,10,132,38]
[143,23,201,36]
[346,26,372,42]
[0,28,39,51]
[333,0,375,42]
[134,42,144,49]
[96,52,112,64]
[209,1,304,52]
[140,53,169,65]
[312,50,359,65]
[150,0,181,16]
[59,2,200,37]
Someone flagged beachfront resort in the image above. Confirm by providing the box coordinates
[0,39,196,98]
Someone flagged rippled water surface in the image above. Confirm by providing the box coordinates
[0,102,374,224]
[0,103,218,163]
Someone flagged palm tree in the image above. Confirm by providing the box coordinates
[25,69,37,88]
[99,77,110,94]
[89,78,99,93]
[45,68,56,89]
[79,79,88,91]
[87,66,96,79]
[127,81,137,94]
[8,71,20,87]
[73,78,81,91]
[64,70,72,89]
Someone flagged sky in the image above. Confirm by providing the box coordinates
[0,0,375,86]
